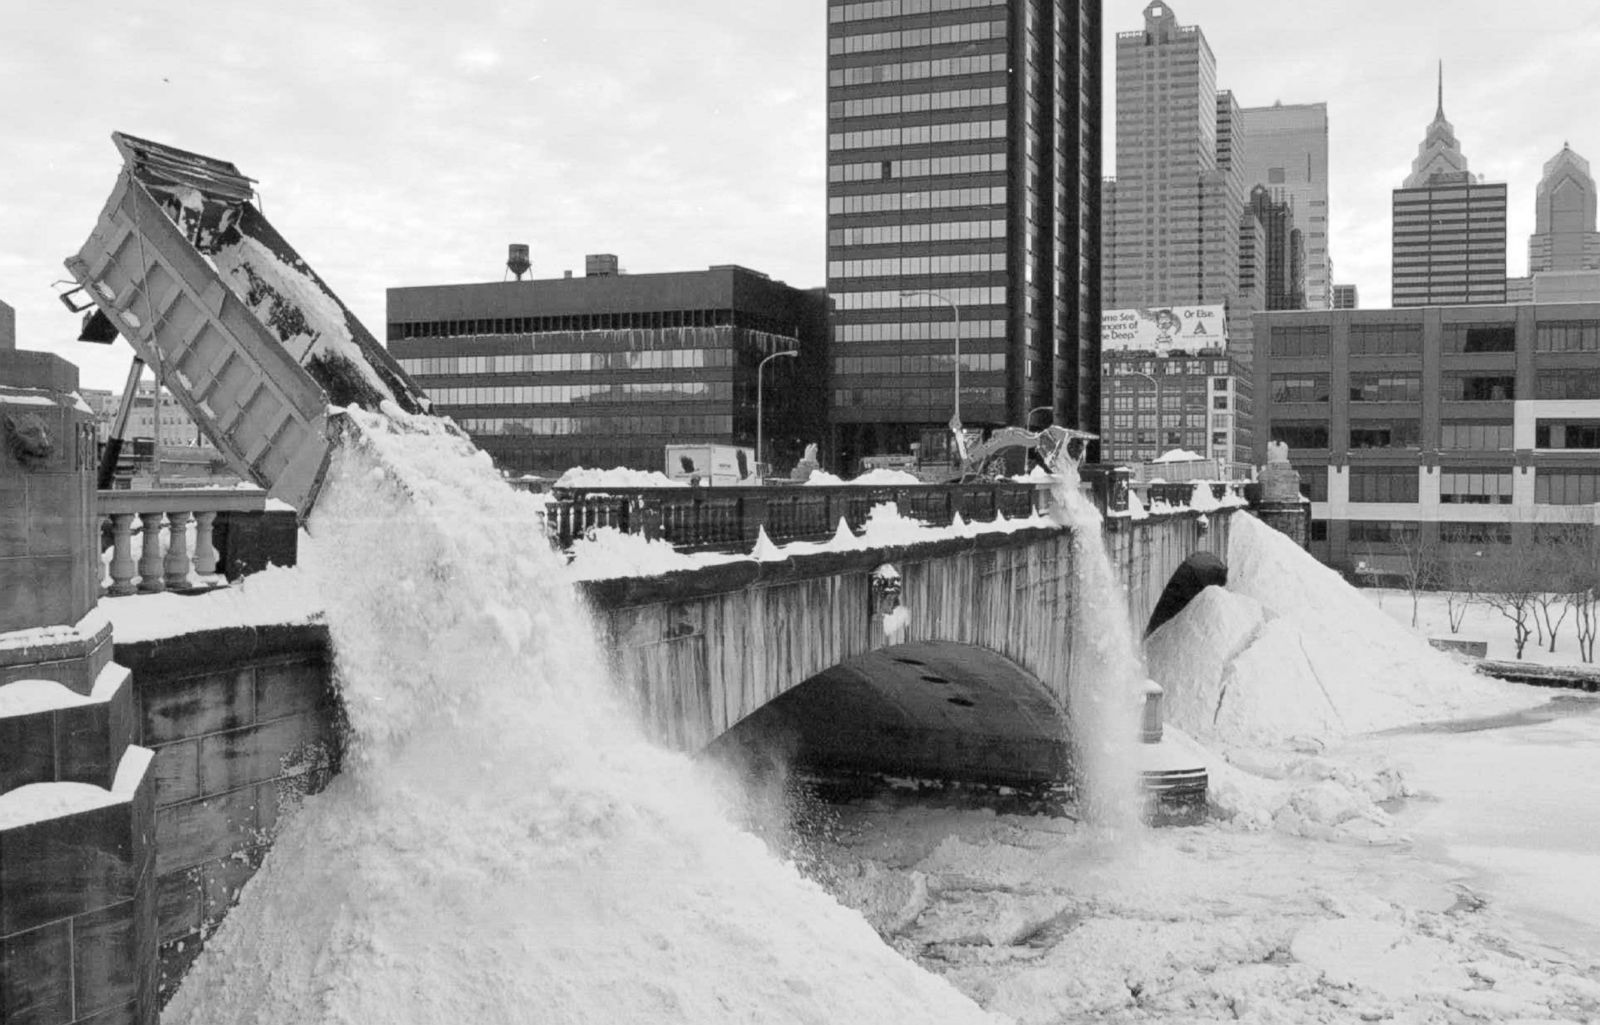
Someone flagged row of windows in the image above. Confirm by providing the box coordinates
[829,186,1006,215]
[829,219,1005,246]
[1538,471,1600,505]
[392,311,754,340]
[829,86,1006,120]
[1267,325,1329,358]
[832,386,1005,407]
[829,153,1005,184]
[1536,321,1600,352]
[1535,370,1600,400]
[1348,468,1419,504]
[1349,373,1422,403]
[399,349,728,377]
[1440,471,1513,504]
[832,318,1004,342]
[834,353,1005,376]
[829,118,1006,151]
[1443,374,1514,401]
[1535,420,1600,449]
[829,0,1005,23]
[828,252,1005,279]
[1103,360,1234,377]
[1270,374,1328,403]
[831,285,1005,310]
[1271,421,1424,451]
[432,382,732,407]
[1441,422,1514,450]
[1349,324,1422,355]
[1442,324,1515,353]
[459,415,733,438]
[828,52,1007,87]
[1105,413,1211,429]
[829,19,1005,55]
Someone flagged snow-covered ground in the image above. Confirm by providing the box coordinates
[1364,586,1599,667]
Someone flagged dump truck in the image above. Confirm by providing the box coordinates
[63,133,435,516]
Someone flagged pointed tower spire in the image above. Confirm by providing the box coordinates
[1436,60,1444,120]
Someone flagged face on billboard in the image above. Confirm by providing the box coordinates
[1101,305,1227,353]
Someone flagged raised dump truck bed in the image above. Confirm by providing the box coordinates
[65,133,431,515]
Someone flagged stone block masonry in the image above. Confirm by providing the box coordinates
[112,623,342,1004]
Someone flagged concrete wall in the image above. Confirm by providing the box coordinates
[112,624,340,1003]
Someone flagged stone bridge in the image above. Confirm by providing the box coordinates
[582,506,1236,784]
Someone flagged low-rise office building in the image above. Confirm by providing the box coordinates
[388,259,828,477]
[1101,349,1253,471]
[1254,303,1600,576]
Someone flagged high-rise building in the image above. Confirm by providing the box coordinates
[825,0,1102,470]
[1529,143,1600,273]
[1245,185,1306,311]
[1391,67,1506,307]
[1103,2,1264,361]
[1331,283,1358,309]
[1239,102,1331,308]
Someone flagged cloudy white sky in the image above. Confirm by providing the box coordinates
[4,1,1599,391]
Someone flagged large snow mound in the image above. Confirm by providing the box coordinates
[1146,513,1530,747]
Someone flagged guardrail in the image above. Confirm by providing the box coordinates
[98,488,268,595]
[542,481,1051,553]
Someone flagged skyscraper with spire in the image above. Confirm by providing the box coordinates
[1391,64,1506,306]
[1529,143,1600,273]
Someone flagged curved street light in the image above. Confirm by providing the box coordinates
[900,289,962,430]
[1026,405,1054,429]
[756,349,798,479]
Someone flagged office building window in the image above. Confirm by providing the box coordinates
[1348,520,1418,544]
[1535,321,1600,353]
[1535,420,1600,449]
[1440,521,1513,544]
[1268,325,1329,358]
[1537,470,1600,505]
[1441,374,1515,401]
[1440,421,1513,450]
[1348,467,1420,503]
[1270,373,1329,402]
[1349,324,1422,355]
[1349,420,1420,450]
[1535,370,1600,400]
[1442,324,1516,353]
[1440,468,1513,504]
[1349,372,1421,403]
[1270,420,1329,449]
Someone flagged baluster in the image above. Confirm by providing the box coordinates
[193,511,220,580]
[137,512,166,593]
[107,513,138,597]
[164,511,194,589]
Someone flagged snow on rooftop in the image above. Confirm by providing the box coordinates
[1152,448,1206,463]
[0,746,152,830]
[555,466,686,489]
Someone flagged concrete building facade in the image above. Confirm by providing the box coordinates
[1239,101,1331,308]
[388,262,828,476]
[825,0,1102,470]
[1253,303,1600,576]
[1101,348,1252,469]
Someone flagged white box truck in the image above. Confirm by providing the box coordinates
[664,444,757,486]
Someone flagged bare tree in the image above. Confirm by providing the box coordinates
[1550,525,1600,663]
[1390,525,1441,629]
[1439,548,1480,634]
[1475,544,1547,660]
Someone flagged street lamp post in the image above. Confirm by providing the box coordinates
[1124,368,1163,455]
[756,349,798,479]
[1026,405,1054,429]
[899,289,962,429]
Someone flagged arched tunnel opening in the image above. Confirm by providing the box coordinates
[1145,551,1229,637]
[702,641,1072,799]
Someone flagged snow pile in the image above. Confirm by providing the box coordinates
[1144,513,1534,835]
[103,562,320,643]
[1147,513,1527,747]
[847,468,925,486]
[857,501,932,546]
[164,407,995,1025]
[803,469,846,486]
[1153,449,1205,463]
[566,526,715,581]
[555,466,686,489]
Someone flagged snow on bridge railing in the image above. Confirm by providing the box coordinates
[540,481,1051,554]
[97,487,268,595]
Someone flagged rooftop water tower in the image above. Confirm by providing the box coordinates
[507,243,531,281]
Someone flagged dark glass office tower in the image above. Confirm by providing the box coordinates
[825,0,1102,470]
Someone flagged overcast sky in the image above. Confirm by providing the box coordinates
[5,1,1599,391]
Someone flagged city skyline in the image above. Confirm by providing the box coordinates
[3,1,1599,390]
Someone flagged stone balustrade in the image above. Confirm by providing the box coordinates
[98,489,270,596]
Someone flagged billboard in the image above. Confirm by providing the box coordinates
[1101,304,1227,353]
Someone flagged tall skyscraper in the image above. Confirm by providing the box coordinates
[1239,101,1330,307]
[825,0,1102,469]
[1104,1,1260,358]
[1245,185,1306,311]
[1391,67,1506,307]
[1529,143,1600,273]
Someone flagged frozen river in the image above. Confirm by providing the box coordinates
[806,693,1600,1023]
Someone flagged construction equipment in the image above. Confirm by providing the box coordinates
[959,424,1096,480]
[63,133,433,516]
